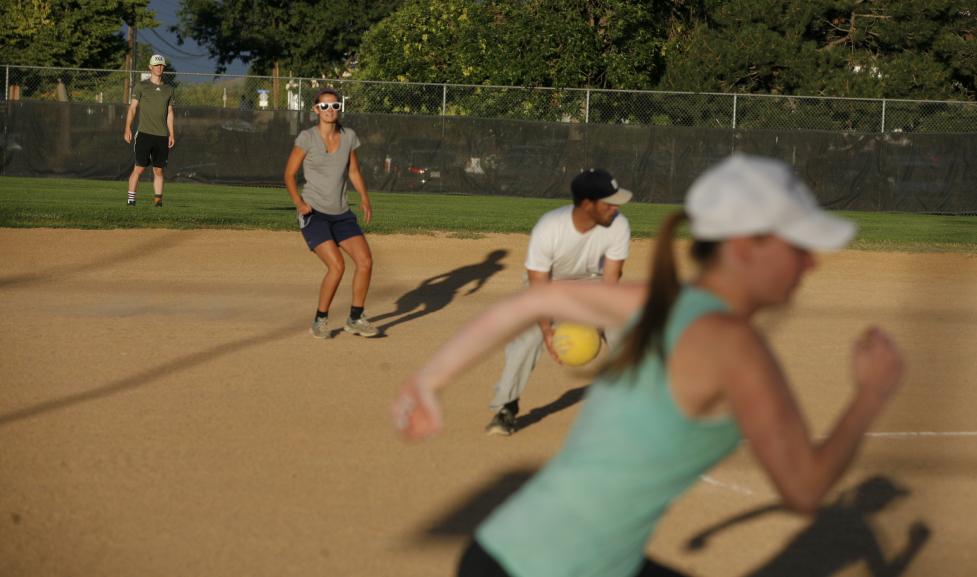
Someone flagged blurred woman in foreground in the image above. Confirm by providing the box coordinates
[392,155,905,577]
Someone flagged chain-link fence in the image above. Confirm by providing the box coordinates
[5,65,977,133]
[3,65,975,213]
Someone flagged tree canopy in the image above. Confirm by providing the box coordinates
[0,0,156,68]
[3,0,972,102]
[659,0,977,100]
[173,0,403,77]
[356,0,676,89]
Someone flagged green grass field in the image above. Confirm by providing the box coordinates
[1,176,974,252]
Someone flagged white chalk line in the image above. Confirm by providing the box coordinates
[866,431,977,438]
[700,475,756,496]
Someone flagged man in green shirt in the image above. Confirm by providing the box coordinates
[123,54,175,207]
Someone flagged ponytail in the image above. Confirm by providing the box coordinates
[603,210,687,376]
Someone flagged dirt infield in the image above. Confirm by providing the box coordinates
[1,228,975,577]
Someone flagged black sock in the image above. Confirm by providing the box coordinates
[315,310,328,320]
[349,306,364,320]
[503,399,520,416]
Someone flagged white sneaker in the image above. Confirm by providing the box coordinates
[344,316,379,337]
[311,316,331,339]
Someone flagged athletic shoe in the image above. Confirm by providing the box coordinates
[153,197,163,207]
[311,316,331,339]
[485,407,517,436]
[127,200,136,206]
[344,316,380,337]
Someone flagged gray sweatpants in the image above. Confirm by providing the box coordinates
[489,324,545,411]
[488,323,625,412]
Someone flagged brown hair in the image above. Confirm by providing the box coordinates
[602,211,718,376]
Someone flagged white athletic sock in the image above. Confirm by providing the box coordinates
[127,191,136,201]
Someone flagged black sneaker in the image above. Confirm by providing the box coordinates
[127,199,136,206]
[485,407,517,436]
[153,197,163,207]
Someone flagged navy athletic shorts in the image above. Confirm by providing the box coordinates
[134,133,170,168]
[299,209,364,250]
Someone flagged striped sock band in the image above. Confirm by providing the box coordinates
[127,191,136,202]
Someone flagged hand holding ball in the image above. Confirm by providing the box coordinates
[552,323,602,366]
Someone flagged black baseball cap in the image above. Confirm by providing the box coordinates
[571,168,633,205]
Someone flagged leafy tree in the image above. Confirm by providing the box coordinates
[355,0,495,84]
[660,0,977,100]
[356,0,678,90]
[173,0,403,77]
[0,0,156,67]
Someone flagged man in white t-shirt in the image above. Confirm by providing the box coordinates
[486,168,632,436]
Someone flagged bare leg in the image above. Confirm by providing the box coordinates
[128,165,146,193]
[312,241,346,313]
[339,235,373,308]
[152,167,165,197]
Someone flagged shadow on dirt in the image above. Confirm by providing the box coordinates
[0,322,301,428]
[370,249,508,335]
[0,230,193,289]
[513,385,589,433]
[686,475,931,577]
[417,470,929,577]
[420,468,535,539]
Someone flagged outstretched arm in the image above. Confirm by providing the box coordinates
[392,281,647,440]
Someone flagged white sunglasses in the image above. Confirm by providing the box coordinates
[314,102,342,111]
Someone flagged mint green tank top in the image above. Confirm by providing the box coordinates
[476,286,742,577]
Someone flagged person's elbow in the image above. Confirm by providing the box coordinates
[775,477,826,516]
[780,493,820,516]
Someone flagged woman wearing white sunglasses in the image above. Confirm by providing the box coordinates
[392,155,906,577]
[285,87,379,339]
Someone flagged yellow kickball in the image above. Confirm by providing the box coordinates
[552,323,602,367]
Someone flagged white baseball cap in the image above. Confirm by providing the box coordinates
[686,155,856,251]
[149,54,167,66]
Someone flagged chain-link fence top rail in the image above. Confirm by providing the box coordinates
[3,66,976,214]
[5,65,977,133]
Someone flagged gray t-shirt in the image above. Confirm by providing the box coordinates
[294,126,361,215]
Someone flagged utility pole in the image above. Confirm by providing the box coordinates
[124,16,137,103]
[273,60,280,109]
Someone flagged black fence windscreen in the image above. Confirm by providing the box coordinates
[3,101,975,214]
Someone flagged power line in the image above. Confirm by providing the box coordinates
[145,28,211,59]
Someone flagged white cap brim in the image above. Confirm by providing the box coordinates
[601,188,633,205]
[777,211,857,251]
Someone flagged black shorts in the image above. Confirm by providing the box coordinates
[456,539,690,577]
[299,209,364,250]
[134,133,170,168]
[457,540,511,577]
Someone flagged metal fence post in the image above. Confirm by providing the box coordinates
[442,84,447,116]
[4,65,8,101]
[732,94,738,129]
[585,89,590,123]
[881,99,887,133]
